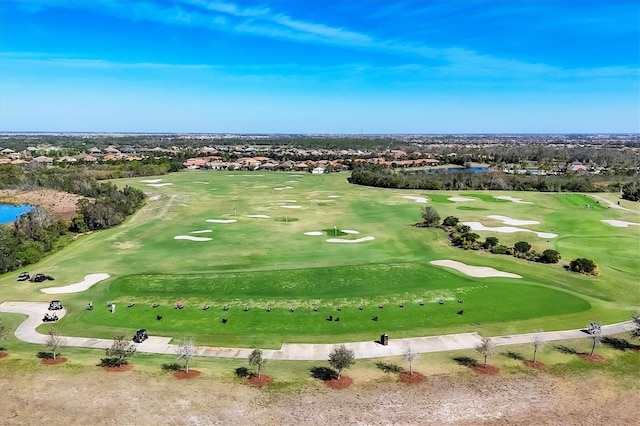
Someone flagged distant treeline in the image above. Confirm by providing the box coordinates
[348,164,632,193]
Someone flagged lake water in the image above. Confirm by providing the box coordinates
[420,167,489,174]
[0,204,34,224]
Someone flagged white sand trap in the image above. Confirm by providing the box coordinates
[488,215,540,226]
[403,196,428,203]
[327,195,341,198]
[494,195,533,204]
[430,260,521,278]
[174,235,212,242]
[147,183,173,187]
[281,205,302,209]
[304,231,323,236]
[463,222,558,239]
[448,197,476,202]
[149,195,161,201]
[601,219,640,228]
[41,273,111,294]
[193,181,210,184]
[140,179,162,183]
[327,236,375,243]
[206,219,237,223]
[287,180,299,183]
[246,214,271,218]
[278,199,297,203]
[274,186,294,191]
[341,230,360,234]
[190,230,213,234]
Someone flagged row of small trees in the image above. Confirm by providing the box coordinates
[420,207,599,275]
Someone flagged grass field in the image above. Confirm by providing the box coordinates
[1,171,638,348]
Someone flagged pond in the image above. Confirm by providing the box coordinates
[0,204,34,224]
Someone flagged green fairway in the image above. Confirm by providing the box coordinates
[1,171,638,348]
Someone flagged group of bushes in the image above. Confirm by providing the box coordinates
[419,208,599,276]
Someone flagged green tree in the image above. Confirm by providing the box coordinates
[328,345,355,379]
[621,181,640,201]
[570,258,599,275]
[442,216,459,227]
[420,206,441,227]
[484,236,499,249]
[538,249,561,264]
[514,241,531,254]
[248,348,267,378]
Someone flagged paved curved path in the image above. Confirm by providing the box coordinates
[0,301,634,361]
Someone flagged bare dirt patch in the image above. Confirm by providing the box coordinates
[247,374,272,387]
[41,357,67,365]
[325,375,353,389]
[579,353,605,363]
[399,371,426,383]
[472,364,500,375]
[173,369,201,380]
[523,360,547,371]
[103,364,133,372]
[0,189,83,221]
[0,351,8,358]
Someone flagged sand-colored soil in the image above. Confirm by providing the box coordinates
[174,235,212,242]
[430,260,521,278]
[1,371,637,425]
[341,230,360,234]
[246,214,271,218]
[140,179,163,183]
[146,183,173,187]
[0,189,83,221]
[403,195,428,203]
[41,273,111,294]
[601,219,640,228]
[487,215,540,226]
[448,196,476,202]
[281,205,302,209]
[326,236,375,243]
[190,230,213,234]
[463,221,557,239]
[206,219,237,223]
[304,231,323,236]
[274,186,294,191]
[494,195,533,204]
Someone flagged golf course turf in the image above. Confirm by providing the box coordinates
[1,171,638,349]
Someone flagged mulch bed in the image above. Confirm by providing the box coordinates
[103,364,133,372]
[247,374,273,387]
[472,364,500,375]
[523,360,547,371]
[579,353,605,363]
[0,352,8,359]
[41,357,67,365]
[173,369,202,380]
[399,371,426,384]
[324,375,353,389]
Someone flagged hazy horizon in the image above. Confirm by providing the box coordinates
[1,1,638,134]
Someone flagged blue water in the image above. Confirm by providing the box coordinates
[420,167,489,174]
[0,204,34,224]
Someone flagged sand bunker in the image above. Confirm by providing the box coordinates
[304,231,323,236]
[274,186,294,191]
[463,222,557,239]
[430,260,521,278]
[286,180,299,183]
[246,215,271,218]
[147,183,173,187]
[403,196,428,203]
[488,215,540,226]
[190,230,213,234]
[494,196,533,204]
[174,235,212,242]
[206,219,237,223]
[278,199,297,203]
[193,181,210,185]
[327,195,341,198]
[140,179,162,183]
[149,195,161,201]
[281,205,302,209]
[341,230,360,234]
[326,236,375,243]
[41,273,111,294]
[601,219,640,228]
[448,197,476,202]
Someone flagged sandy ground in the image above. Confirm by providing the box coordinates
[41,273,111,294]
[462,222,557,239]
[326,236,375,243]
[1,370,637,425]
[430,260,521,278]
[403,195,428,203]
[0,189,83,221]
[174,235,212,242]
[494,196,533,204]
[601,219,640,228]
[487,215,540,226]
[448,196,476,202]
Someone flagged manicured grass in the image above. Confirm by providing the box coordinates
[2,171,639,348]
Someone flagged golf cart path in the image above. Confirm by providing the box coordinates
[0,301,634,361]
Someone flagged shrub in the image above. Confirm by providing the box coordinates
[492,244,511,255]
[514,241,532,253]
[569,258,599,275]
[442,216,459,227]
[538,249,561,264]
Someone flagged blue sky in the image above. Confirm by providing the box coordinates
[1,0,638,133]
